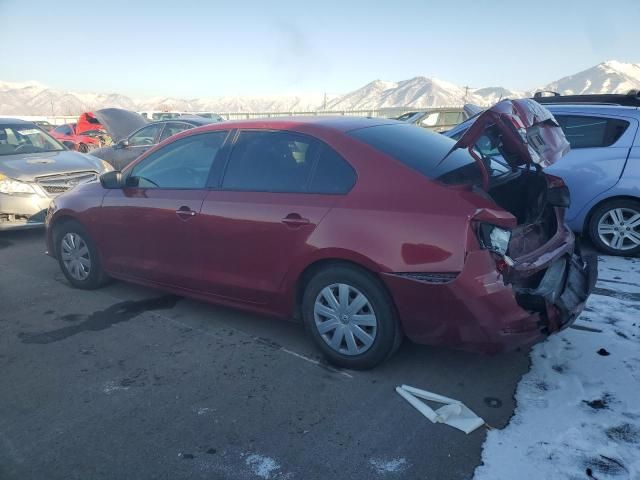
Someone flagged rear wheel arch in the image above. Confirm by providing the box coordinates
[293,257,394,321]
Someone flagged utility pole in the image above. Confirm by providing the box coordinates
[463,86,469,103]
[323,92,327,111]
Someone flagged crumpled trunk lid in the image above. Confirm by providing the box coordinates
[453,99,570,173]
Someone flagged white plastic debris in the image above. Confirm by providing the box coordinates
[396,384,485,434]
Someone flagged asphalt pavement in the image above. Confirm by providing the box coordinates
[0,229,531,480]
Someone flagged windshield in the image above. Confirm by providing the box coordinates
[0,124,65,156]
[348,123,510,186]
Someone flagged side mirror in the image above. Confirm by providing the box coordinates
[100,171,123,189]
[62,141,76,150]
[116,139,129,149]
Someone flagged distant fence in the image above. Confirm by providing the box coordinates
[4,106,472,125]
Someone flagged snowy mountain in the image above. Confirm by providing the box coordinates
[542,60,640,96]
[1,60,638,116]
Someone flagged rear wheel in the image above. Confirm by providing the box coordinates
[55,221,108,289]
[302,265,402,370]
[78,143,89,153]
[588,199,640,256]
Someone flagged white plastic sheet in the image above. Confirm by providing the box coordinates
[396,384,485,434]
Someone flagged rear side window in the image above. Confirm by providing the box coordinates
[222,131,318,193]
[555,115,630,148]
[308,146,356,194]
[348,123,480,184]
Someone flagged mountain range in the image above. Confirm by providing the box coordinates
[1,60,639,116]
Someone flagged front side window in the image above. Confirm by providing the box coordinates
[128,124,162,147]
[129,132,227,189]
[222,131,318,193]
[0,124,65,156]
[554,115,630,148]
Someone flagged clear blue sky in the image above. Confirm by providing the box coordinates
[0,0,638,98]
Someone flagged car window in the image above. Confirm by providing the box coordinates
[419,112,439,127]
[308,145,356,194]
[554,115,630,148]
[54,124,73,136]
[442,111,463,126]
[222,131,318,193]
[159,122,192,142]
[128,124,162,147]
[0,124,65,156]
[349,123,488,185]
[129,132,227,189]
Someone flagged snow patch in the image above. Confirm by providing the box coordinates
[475,256,640,480]
[102,381,130,394]
[369,457,409,475]
[244,453,281,479]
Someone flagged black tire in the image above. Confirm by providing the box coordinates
[54,220,108,289]
[588,199,640,256]
[302,265,402,370]
[78,143,89,153]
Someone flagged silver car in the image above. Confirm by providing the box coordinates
[0,118,112,230]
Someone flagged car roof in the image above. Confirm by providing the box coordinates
[149,117,215,127]
[545,104,640,117]
[0,117,34,126]
[187,116,399,134]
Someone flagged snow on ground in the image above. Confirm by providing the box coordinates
[475,256,640,480]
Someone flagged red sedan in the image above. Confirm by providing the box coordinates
[50,113,108,152]
[45,101,596,369]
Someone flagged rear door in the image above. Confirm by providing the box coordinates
[98,131,228,289]
[547,113,637,221]
[198,130,356,304]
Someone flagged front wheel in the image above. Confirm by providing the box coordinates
[55,221,108,289]
[588,199,640,256]
[302,265,402,370]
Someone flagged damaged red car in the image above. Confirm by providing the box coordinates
[50,112,111,152]
[45,99,597,369]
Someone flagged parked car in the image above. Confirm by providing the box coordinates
[50,112,111,153]
[533,89,640,107]
[91,115,215,170]
[446,103,640,256]
[32,120,55,131]
[46,101,596,369]
[0,118,113,230]
[395,105,481,132]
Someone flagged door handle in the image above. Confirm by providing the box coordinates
[175,206,197,219]
[281,213,310,227]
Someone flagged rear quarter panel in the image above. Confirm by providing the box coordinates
[275,131,497,311]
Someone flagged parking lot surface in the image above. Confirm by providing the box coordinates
[0,230,531,480]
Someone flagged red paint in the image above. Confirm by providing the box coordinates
[46,117,589,353]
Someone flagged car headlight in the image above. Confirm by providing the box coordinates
[98,159,114,172]
[477,223,511,256]
[0,173,38,195]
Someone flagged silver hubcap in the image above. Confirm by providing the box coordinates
[597,207,640,251]
[314,283,377,356]
[61,232,91,280]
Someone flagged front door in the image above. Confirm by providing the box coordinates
[97,130,229,290]
[198,130,357,305]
